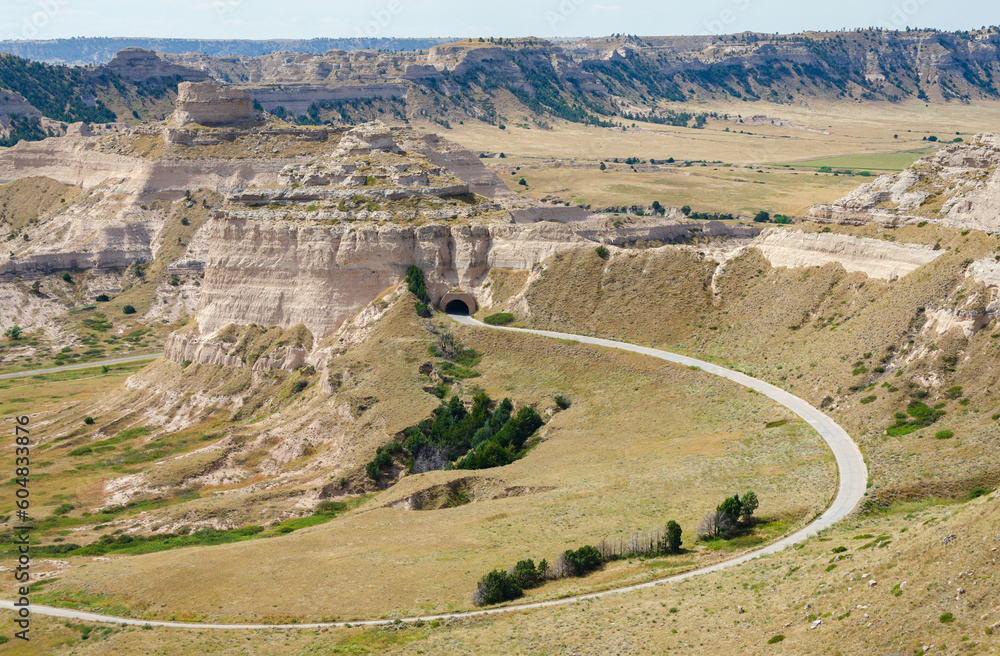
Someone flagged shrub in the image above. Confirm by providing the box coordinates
[554,395,571,410]
[753,211,771,223]
[595,245,610,260]
[180,217,190,226]
[945,386,964,399]
[860,395,877,404]
[934,430,954,440]
[366,450,393,480]
[561,545,603,576]
[414,302,432,318]
[968,487,990,499]
[767,635,785,644]
[291,379,308,394]
[472,569,522,606]
[316,500,347,514]
[483,312,515,326]
[4,325,21,340]
[95,294,110,302]
[62,272,73,283]
[83,416,95,425]
[122,305,136,315]
[939,612,954,624]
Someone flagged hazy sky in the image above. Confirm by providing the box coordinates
[1,0,995,42]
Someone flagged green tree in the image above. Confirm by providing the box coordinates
[122,305,137,315]
[753,211,771,223]
[404,265,430,304]
[510,559,541,589]
[739,491,758,523]
[665,520,682,553]
[472,569,522,606]
[718,495,742,523]
[599,161,606,170]
[680,205,691,216]
[4,325,22,340]
[562,545,603,576]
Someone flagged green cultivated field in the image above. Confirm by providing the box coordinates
[780,148,935,171]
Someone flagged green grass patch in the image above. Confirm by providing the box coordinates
[483,312,515,326]
[780,149,932,172]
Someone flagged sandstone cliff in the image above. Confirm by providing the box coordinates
[750,228,943,280]
[807,134,1000,233]
[191,219,585,341]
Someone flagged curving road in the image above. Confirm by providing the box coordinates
[0,318,866,630]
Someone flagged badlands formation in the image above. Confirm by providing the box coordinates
[3,84,1000,360]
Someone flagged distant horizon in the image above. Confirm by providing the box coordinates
[0,0,994,43]
[2,25,996,44]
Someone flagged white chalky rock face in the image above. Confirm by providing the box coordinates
[334,121,401,156]
[807,133,1000,233]
[170,82,256,127]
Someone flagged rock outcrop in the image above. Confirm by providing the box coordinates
[807,134,1000,233]
[105,47,212,83]
[750,229,943,280]
[169,82,258,127]
[190,219,585,341]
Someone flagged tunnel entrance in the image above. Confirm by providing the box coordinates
[439,291,478,316]
[445,299,471,315]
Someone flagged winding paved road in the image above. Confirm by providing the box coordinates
[0,318,866,629]
[0,353,163,381]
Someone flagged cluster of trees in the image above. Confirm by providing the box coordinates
[473,521,683,606]
[365,392,545,480]
[0,115,52,148]
[698,491,759,540]
[0,53,117,130]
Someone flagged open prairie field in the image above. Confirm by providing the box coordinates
[7,492,997,656]
[421,99,1000,215]
[15,316,836,624]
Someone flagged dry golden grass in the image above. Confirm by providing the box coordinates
[516,226,1000,508]
[419,99,1000,215]
[20,305,835,623]
[10,493,999,656]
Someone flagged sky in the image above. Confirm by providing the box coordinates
[1,0,996,42]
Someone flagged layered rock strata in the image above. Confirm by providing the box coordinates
[807,134,1000,233]
[751,229,943,280]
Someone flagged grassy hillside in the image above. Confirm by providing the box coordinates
[0,290,837,623]
[498,223,1000,508]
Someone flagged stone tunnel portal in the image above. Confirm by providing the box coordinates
[439,291,478,315]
